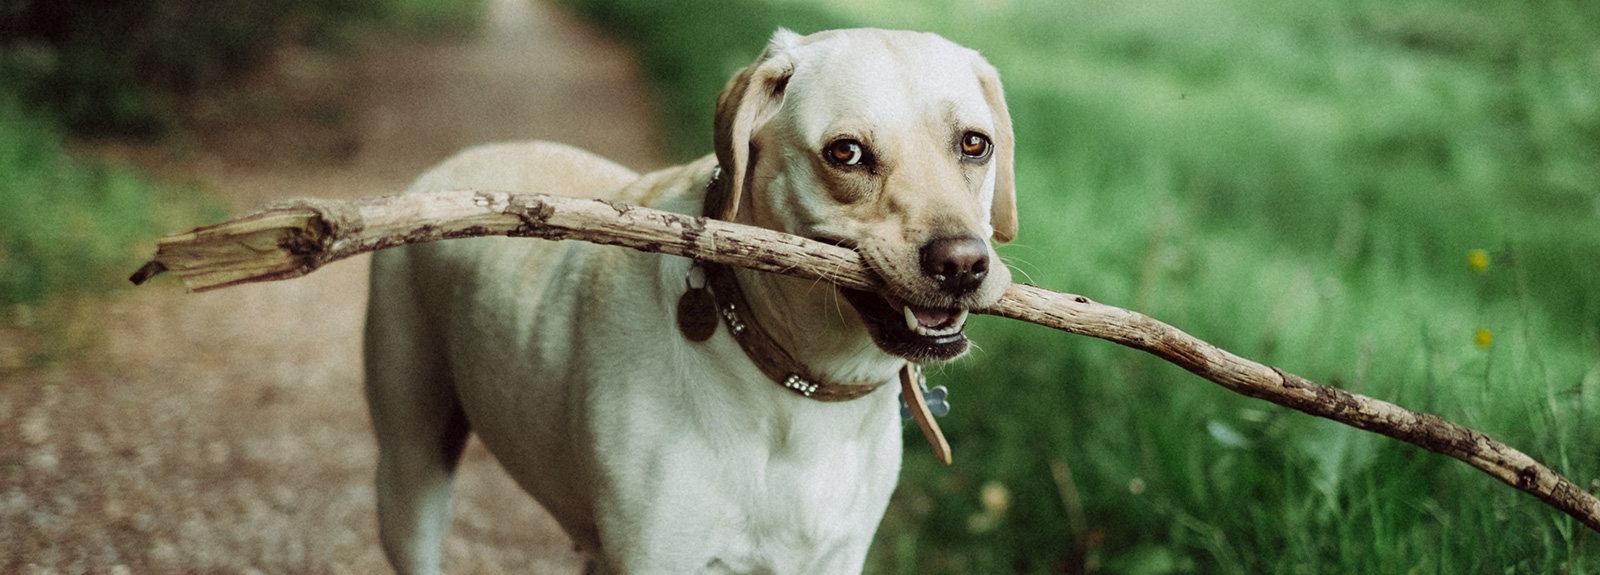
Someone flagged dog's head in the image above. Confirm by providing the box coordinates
[710,28,1017,364]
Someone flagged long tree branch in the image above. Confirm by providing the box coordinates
[130,189,1600,533]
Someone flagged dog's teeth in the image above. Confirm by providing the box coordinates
[903,306,971,337]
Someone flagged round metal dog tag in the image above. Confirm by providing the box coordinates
[677,264,717,342]
[677,288,717,341]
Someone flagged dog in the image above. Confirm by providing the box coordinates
[363,27,1017,574]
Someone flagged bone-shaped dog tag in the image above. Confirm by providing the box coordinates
[900,384,950,419]
[676,262,717,342]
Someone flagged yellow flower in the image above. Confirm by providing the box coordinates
[967,481,1012,534]
[980,481,1011,513]
[1475,328,1492,348]
[1468,249,1490,274]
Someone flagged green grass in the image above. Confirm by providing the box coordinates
[0,93,217,310]
[564,0,1600,572]
[0,88,226,368]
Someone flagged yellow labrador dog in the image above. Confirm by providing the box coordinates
[364,28,1016,574]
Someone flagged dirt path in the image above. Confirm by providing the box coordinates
[1,1,661,572]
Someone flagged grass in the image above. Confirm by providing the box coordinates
[0,92,218,309]
[0,89,227,367]
[562,0,1600,572]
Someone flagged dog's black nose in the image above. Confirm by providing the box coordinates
[919,236,990,295]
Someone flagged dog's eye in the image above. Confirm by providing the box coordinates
[825,139,866,167]
[960,132,992,160]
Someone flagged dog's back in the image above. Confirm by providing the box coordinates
[363,141,639,573]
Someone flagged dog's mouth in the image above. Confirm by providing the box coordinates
[806,235,973,362]
[839,287,970,363]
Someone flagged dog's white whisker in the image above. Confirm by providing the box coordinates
[1015,268,1038,285]
[1000,254,1039,285]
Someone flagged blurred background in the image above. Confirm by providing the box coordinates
[3,0,1598,573]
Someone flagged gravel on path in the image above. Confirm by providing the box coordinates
[2,0,662,572]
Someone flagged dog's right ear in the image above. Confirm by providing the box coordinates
[710,30,799,222]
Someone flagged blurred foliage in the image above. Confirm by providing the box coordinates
[555,0,842,155]
[0,0,482,338]
[0,0,485,137]
[0,89,222,310]
[560,0,1600,572]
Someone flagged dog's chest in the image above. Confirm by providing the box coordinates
[682,401,903,573]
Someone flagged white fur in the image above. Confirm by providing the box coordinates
[364,29,1016,575]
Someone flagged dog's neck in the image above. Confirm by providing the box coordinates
[697,168,903,397]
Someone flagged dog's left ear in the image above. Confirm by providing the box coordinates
[972,56,1018,243]
[710,32,799,222]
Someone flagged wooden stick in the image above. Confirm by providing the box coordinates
[131,189,1600,532]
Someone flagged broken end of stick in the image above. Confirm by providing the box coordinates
[127,260,168,286]
[129,208,333,292]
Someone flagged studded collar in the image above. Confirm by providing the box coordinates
[693,168,891,402]
[699,259,890,402]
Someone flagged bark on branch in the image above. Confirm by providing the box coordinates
[130,189,1600,533]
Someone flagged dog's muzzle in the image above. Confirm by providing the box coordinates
[839,235,995,362]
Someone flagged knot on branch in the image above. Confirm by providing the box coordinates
[500,195,563,240]
[268,198,363,242]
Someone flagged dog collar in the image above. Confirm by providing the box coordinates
[685,168,953,463]
[682,168,889,402]
[699,260,889,401]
